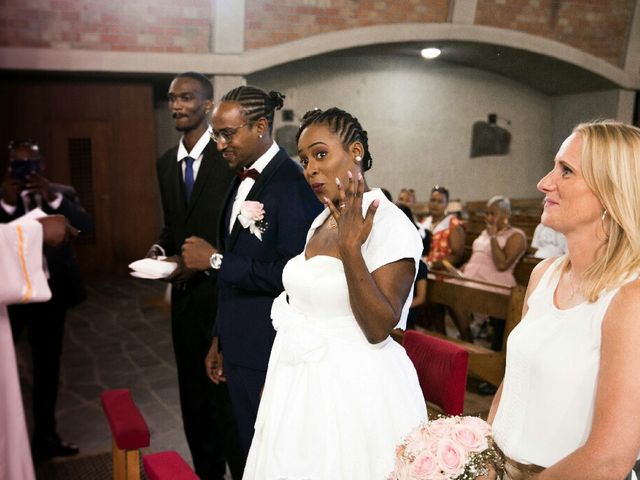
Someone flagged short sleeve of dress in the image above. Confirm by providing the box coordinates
[361,195,423,274]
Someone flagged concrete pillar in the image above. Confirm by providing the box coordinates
[211,75,247,105]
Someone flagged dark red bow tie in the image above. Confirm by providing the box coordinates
[236,168,260,181]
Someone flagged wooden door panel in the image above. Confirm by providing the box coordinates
[51,121,114,274]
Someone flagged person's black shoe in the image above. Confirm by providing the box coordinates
[477,381,498,396]
[32,433,80,462]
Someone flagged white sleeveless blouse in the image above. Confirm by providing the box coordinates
[493,257,639,467]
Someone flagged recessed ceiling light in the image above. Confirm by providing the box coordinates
[421,47,441,59]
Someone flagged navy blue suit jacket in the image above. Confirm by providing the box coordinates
[216,148,322,370]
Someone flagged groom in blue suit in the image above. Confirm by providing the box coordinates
[182,86,321,460]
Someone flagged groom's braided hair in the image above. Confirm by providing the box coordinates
[296,107,373,171]
[221,85,285,134]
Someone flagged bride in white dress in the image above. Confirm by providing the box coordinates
[243,108,427,479]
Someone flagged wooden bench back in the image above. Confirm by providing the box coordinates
[426,275,526,353]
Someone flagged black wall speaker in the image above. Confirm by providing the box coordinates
[470,114,511,157]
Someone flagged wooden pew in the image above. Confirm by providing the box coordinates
[423,273,526,386]
[100,389,150,480]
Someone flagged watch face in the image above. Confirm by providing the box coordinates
[210,253,222,269]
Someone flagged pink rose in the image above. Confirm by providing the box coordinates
[461,416,491,434]
[410,451,438,478]
[427,419,453,439]
[453,424,488,453]
[436,438,466,475]
[240,201,265,221]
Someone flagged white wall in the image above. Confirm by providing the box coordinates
[550,89,632,153]
[249,54,553,203]
[155,100,182,157]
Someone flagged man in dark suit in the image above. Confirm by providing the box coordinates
[182,85,322,458]
[0,139,91,461]
[149,72,241,480]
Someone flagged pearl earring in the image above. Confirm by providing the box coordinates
[259,134,263,139]
[355,155,362,162]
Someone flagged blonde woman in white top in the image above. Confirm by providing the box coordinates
[487,121,640,480]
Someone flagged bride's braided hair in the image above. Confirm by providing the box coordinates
[221,85,285,134]
[296,108,373,171]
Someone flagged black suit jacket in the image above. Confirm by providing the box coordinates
[215,148,322,370]
[0,183,92,308]
[155,140,235,333]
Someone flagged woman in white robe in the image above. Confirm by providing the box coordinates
[1,216,66,480]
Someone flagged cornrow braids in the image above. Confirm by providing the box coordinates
[296,108,373,171]
[221,85,285,134]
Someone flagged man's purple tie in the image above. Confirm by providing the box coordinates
[184,156,195,201]
[236,168,260,181]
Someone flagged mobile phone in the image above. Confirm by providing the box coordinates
[9,159,41,183]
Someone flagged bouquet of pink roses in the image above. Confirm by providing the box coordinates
[389,416,502,480]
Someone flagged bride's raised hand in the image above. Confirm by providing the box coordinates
[324,169,378,254]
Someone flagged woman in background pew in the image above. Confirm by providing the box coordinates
[487,121,640,479]
[456,195,527,349]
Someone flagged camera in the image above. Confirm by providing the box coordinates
[9,159,41,184]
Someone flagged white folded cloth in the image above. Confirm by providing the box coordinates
[128,258,177,279]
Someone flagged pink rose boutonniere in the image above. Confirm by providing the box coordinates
[389,416,502,480]
[238,200,268,240]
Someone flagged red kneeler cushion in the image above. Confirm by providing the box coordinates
[403,330,469,416]
[100,389,150,450]
[143,451,199,480]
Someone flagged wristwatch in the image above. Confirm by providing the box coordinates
[209,252,223,270]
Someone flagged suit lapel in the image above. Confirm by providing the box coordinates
[171,154,188,214]
[225,149,288,251]
[219,177,240,249]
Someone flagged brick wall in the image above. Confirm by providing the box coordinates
[244,0,450,50]
[0,0,211,53]
[475,0,636,67]
[0,0,635,67]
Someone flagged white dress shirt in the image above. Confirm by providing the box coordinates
[229,141,280,233]
[176,126,212,180]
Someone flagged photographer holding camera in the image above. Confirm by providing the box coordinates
[0,139,92,462]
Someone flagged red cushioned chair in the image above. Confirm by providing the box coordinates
[100,389,150,480]
[403,330,469,416]
[143,451,199,480]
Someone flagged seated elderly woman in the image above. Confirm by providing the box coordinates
[449,195,527,345]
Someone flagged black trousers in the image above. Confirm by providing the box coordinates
[171,296,243,480]
[224,362,267,457]
[9,295,66,440]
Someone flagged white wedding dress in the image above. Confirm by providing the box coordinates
[243,189,427,480]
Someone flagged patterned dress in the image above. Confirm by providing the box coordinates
[425,214,463,264]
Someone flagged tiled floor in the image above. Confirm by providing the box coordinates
[15,277,493,478]
[16,278,192,467]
